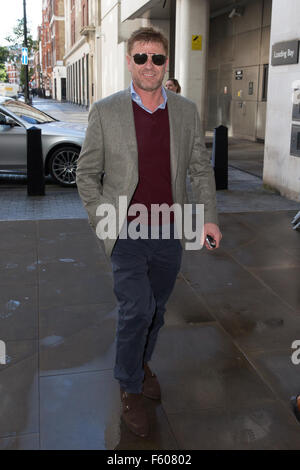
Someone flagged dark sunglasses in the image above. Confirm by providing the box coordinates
[132,53,167,66]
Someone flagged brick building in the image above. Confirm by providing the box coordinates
[40,0,53,97]
[39,0,66,100]
[50,0,67,100]
[32,26,42,92]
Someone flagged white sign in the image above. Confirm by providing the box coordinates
[22,47,28,65]
[0,340,6,365]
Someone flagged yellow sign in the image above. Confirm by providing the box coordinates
[192,35,202,51]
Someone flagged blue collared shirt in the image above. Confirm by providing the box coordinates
[130,81,168,114]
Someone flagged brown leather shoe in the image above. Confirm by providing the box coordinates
[142,363,161,400]
[120,389,149,437]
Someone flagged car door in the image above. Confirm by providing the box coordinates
[0,111,27,170]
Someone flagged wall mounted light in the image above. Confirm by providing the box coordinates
[228,6,244,18]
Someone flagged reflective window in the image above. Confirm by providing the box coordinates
[1,99,56,124]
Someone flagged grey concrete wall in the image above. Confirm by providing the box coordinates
[207,0,272,139]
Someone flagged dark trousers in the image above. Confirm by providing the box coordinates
[111,225,182,393]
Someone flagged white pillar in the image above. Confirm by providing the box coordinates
[175,0,209,124]
[263,0,300,201]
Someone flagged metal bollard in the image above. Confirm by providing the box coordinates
[27,126,45,196]
[212,125,228,190]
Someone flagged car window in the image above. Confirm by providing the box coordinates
[1,99,56,124]
[0,112,7,124]
[0,110,21,127]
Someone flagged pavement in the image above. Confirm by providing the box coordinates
[1,98,300,450]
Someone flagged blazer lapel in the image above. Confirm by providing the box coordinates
[116,88,139,169]
[166,91,182,187]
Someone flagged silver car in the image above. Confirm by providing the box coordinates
[0,96,86,186]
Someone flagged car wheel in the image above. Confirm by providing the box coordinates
[49,146,80,186]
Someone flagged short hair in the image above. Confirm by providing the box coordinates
[127,27,169,56]
[167,78,181,94]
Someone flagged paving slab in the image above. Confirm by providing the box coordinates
[181,248,263,295]
[201,288,300,353]
[0,340,39,438]
[164,275,214,325]
[166,402,300,450]
[33,98,89,124]
[249,349,300,403]
[39,369,120,450]
[250,266,300,313]
[0,284,38,341]
[0,433,40,450]
[152,324,275,415]
[39,303,117,377]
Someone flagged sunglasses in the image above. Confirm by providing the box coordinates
[132,53,167,66]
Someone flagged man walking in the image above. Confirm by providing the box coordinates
[76,27,222,438]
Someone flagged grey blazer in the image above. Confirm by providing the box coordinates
[76,87,218,257]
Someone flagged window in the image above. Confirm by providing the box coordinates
[3,99,56,124]
[71,18,75,45]
[82,0,89,26]
[262,64,269,101]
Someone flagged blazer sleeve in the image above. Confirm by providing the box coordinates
[76,102,105,230]
[188,104,219,225]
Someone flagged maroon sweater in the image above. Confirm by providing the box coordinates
[128,101,174,224]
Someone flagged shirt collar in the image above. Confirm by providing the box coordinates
[130,81,167,114]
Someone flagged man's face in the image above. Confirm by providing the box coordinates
[127,41,169,92]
